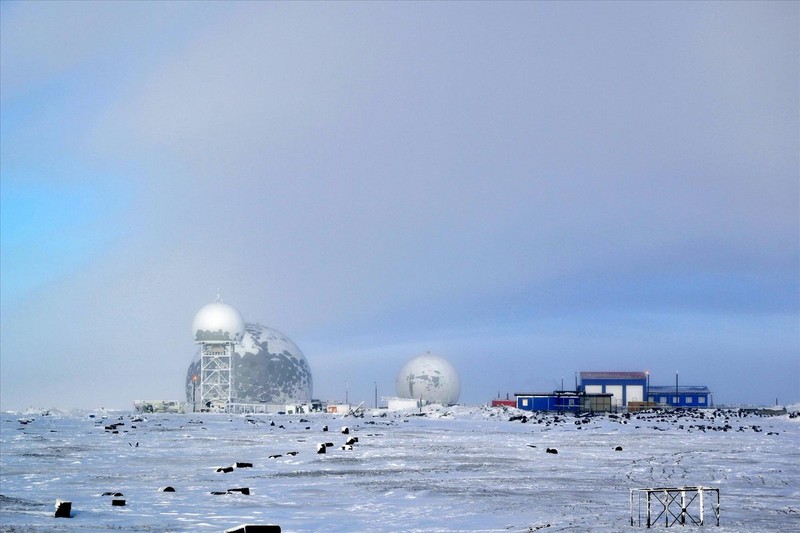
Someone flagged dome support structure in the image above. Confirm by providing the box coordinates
[199,342,235,412]
[192,299,246,413]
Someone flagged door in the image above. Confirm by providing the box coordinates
[626,385,643,403]
[606,385,623,407]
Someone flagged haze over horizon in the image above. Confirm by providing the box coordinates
[1,1,797,411]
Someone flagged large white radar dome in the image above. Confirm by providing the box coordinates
[396,353,461,405]
[192,301,245,343]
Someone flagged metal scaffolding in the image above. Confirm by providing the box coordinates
[199,342,234,411]
[630,486,720,528]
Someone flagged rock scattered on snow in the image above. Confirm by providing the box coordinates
[54,499,71,518]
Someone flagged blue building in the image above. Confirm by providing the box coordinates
[515,392,580,412]
[579,371,647,409]
[514,391,613,413]
[647,386,712,408]
[508,371,711,413]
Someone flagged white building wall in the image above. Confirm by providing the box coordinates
[626,385,644,403]
[387,398,422,411]
[605,385,623,407]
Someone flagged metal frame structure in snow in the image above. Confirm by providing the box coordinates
[630,486,720,528]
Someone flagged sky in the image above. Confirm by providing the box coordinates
[1,1,797,411]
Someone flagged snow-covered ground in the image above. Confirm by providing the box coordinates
[1,405,798,532]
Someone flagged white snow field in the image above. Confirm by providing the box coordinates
[1,405,798,532]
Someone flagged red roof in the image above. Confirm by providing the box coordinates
[580,371,646,380]
[490,400,516,407]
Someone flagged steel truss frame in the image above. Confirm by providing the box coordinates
[630,486,720,528]
[199,342,234,411]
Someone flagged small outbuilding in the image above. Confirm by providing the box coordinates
[515,392,580,412]
[580,392,613,413]
[514,391,613,413]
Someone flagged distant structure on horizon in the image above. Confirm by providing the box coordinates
[579,371,647,409]
[187,299,314,413]
[503,370,712,413]
[579,371,712,408]
[394,352,461,406]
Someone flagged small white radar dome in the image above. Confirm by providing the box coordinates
[396,352,461,405]
[192,301,245,343]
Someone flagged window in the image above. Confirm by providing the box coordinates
[686,397,693,404]
[673,397,679,404]
[522,398,529,407]
[699,397,706,404]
